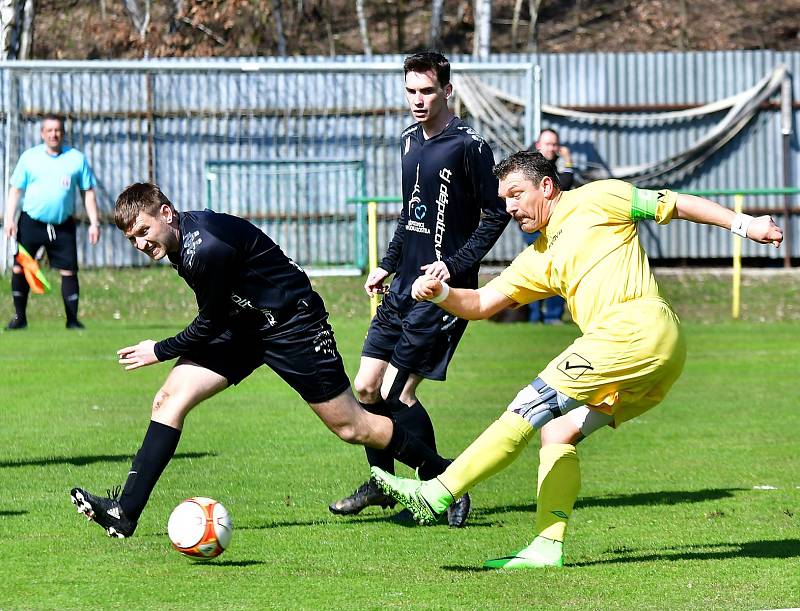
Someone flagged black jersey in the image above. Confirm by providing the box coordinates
[154,210,317,361]
[379,116,510,294]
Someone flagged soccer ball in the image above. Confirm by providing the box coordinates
[167,497,232,559]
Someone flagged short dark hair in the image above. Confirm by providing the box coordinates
[114,183,175,231]
[493,151,560,186]
[42,113,65,127]
[403,51,450,87]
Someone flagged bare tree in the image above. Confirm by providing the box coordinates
[526,0,542,52]
[167,0,183,33]
[124,0,151,43]
[472,0,491,57]
[356,0,372,56]
[429,0,444,48]
[394,0,405,52]
[510,0,523,50]
[0,0,16,59]
[1,0,34,59]
[678,0,689,49]
[271,0,287,55]
[18,0,32,56]
[322,0,336,56]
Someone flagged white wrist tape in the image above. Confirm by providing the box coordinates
[429,281,450,304]
[731,213,754,238]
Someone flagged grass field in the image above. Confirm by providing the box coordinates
[0,269,798,610]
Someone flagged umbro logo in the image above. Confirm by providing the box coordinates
[557,353,593,380]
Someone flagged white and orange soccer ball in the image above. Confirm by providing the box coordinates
[167,497,232,559]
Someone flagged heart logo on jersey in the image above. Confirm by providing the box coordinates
[414,204,427,220]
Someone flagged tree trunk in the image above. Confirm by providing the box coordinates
[323,0,336,56]
[123,0,151,43]
[168,0,183,33]
[472,0,491,58]
[678,0,689,50]
[1,0,34,59]
[356,0,372,56]
[17,0,32,58]
[428,0,444,48]
[270,0,287,55]
[510,0,523,51]
[526,0,542,52]
[0,0,16,59]
[395,0,405,53]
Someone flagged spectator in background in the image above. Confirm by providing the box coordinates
[3,114,100,329]
[523,128,574,325]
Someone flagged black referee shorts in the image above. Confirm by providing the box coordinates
[362,290,468,381]
[183,296,351,404]
[15,212,78,272]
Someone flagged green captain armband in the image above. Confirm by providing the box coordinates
[631,187,678,222]
[630,187,660,221]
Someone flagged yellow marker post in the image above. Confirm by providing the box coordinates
[732,194,743,319]
[368,200,379,317]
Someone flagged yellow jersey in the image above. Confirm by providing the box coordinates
[489,180,686,425]
[489,179,676,331]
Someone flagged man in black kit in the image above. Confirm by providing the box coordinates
[328,52,510,527]
[70,183,454,539]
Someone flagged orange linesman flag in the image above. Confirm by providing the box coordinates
[15,244,51,294]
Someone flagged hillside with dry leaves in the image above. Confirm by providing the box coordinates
[27,0,800,59]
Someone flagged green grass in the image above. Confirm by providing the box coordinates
[0,269,798,610]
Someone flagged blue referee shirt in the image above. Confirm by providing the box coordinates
[10,144,96,225]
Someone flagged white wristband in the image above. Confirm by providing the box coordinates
[731,213,754,238]
[429,281,450,304]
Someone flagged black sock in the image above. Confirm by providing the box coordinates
[386,420,449,479]
[394,400,437,454]
[361,400,395,475]
[119,420,181,521]
[11,271,29,320]
[61,274,80,323]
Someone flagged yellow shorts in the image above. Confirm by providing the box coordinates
[540,297,686,426]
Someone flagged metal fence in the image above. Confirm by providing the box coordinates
[0,59,537,272]
[1,51,798,272]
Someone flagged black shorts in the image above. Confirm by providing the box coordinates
[182,296,351,404]
[362,291,468,381]
[15,212,78,272]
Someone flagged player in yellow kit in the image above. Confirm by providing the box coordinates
[372,150,784,569]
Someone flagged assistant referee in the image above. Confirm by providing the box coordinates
[3,113,100,330]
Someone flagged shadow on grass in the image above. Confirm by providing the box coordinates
[234,512,497,531]
[197,560,265,567]
[440,539,800,572]
[574,539,800,566]
[0,510,27,517]
[0,451,216,469]
[233,489,744,532]
[475,487,749,517]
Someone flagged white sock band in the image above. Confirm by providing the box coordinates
[731,213,754,238]
[429,281,450,304]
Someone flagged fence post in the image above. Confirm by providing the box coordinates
[732,194,744,319]
[367,200,379,316]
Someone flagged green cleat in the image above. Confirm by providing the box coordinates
[483,537,564,570]
[370,468,439,526]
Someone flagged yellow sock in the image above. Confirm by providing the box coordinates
[534,443,580,542]
[438,411,534,498]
